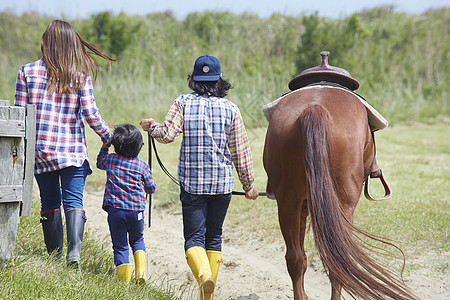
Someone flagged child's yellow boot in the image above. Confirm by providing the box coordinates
[117,263,133,283]
[186,246,215,299]
[206,250,222,300]
[134,250,146,284]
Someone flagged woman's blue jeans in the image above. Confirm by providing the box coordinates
[107,207,146,266]
[180,187,232,252]
[34,161,89,213]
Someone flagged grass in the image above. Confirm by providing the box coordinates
[87,122,449,273]
[354,124,449,250]
[1,123,448,298]
[352,124,450,273]
[228,123,449,273]
[0,200,180,299]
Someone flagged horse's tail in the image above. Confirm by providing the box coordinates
[301,104,417,300]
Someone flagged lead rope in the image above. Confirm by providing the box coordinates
[149,135,180,186]
[147,132,153,228]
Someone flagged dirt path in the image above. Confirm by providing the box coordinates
[84,189,448,300]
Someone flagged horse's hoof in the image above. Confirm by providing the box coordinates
[302,290,309,300]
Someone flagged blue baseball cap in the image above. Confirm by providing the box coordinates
[193,55,221,81]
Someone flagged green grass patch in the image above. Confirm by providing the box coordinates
[0,201,179,299]
[87,123,448,274]
[3,123,447,298]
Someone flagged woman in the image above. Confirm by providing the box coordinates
[140,55,258,299]
[14,20,115,268]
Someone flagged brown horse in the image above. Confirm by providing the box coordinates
[263,85,417,299]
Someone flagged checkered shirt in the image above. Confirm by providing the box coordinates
[14,58,112,174]
[97,148,157,211]
[150,92,254,195]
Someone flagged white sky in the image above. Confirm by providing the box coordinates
[0,0,448,20]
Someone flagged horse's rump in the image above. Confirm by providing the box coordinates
[264,86,371,200]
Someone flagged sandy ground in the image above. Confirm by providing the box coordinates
[84,189,449,300]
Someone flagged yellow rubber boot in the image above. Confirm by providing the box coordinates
[117,263,133,283]
[206,250,222,284]
[134,250,146,284]
[206,250,222,300]
[186,246,215,296]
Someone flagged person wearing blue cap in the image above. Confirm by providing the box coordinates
[140,55,258,299]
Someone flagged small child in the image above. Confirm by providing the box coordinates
[97,123,156,284]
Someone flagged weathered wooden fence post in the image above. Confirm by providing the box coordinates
[0,99,36,262]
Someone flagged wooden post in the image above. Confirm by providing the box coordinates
[0,100,36,262]
[21,104,36,216]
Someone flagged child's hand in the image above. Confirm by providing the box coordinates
[140,118,155,131]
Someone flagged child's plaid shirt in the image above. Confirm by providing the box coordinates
[149,92,254,195]
[14,58,112,174]
[97,148,156,211]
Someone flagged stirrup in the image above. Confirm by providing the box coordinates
[370,169,382,178]
[364,169,392,201]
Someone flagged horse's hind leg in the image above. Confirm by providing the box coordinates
[298,200,309,299]
[278,197,309,300]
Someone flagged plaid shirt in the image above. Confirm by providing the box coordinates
[14,58,112,174]
[97,148,156,211]
[150,92,254,195]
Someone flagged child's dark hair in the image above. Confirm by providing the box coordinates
[111,124,143,158]
[187,74,232,98]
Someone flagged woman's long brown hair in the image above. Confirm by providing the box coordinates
[41,20,116,95]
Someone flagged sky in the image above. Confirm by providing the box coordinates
[0,0,448,20]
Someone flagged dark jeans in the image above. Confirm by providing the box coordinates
[107,206,145,266]
[35,161,89,213]
[180,187,231,252]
